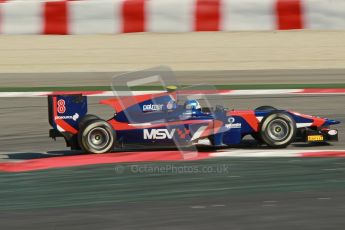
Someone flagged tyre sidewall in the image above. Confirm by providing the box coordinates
[260,112,296,148]
[78,120,115,154]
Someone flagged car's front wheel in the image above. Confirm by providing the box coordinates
[259,112,296,148]
[78,119,115,154]
[255,105,277,111]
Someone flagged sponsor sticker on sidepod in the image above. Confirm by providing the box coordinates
[225,117,241,129]
[225,123,242,129]
[55,113,79,121]
[142,104,164,112]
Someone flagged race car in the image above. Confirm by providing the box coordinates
[48,89,340,154]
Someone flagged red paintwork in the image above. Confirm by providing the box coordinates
[290,111,326,127]
[228,110,259,132]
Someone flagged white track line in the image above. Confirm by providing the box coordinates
[225,89,302,95]
[0,91,162,97]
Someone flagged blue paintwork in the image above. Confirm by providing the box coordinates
[49,94,340,147]
[50,95,87,130]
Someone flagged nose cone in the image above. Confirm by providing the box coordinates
[325,119,341,125]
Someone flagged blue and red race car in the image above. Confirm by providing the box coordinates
[48,88,340,154]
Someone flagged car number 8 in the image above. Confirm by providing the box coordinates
[57,99,66,113]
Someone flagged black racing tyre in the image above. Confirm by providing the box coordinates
[255,106,277,111]
[251,133,264,144]
[78,119,115,154]
[259,112,296,148]
[68,114,99,151]
[78,114,100,129]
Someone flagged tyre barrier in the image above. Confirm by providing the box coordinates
[0,0,344,34]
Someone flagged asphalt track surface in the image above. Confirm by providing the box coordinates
[0,70,345,229]
[1,68,345,87]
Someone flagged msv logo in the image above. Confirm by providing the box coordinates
[143,129,175,139]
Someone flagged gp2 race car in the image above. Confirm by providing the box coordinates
[48,89,340,154]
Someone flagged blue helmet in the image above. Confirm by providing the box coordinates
[184,99,201,110]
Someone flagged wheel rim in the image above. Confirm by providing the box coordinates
[87,127,110,150]
[267,119,290,141]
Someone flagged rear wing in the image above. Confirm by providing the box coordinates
[48,94,88,134]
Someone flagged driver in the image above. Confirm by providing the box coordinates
[184,99,201,110]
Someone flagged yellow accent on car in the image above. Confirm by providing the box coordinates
[307,135,324,142]
[166,85,177,92]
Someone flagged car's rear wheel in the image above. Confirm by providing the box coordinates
[67,114,101,151]
[78,119,115,154]
[78,114,100,129]
[259,112,296,148]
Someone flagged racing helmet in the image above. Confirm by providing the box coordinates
[184,99,201,110]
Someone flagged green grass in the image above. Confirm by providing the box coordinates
[0,83,345,92]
